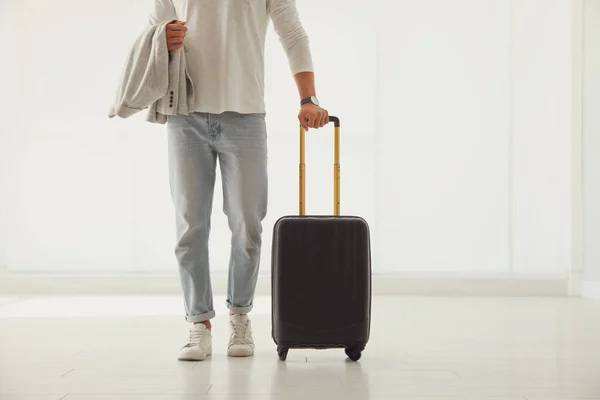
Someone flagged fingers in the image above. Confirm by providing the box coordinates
[169,24,187,30]
[167,28,187,37]
[167,21,187,50]
[315,114,324,129]
[299,108,330,130]
[320,110,329,128]
[168,38,184,50]
[298,114,309,131]
[311,110,328,129]
[167,22,187,37]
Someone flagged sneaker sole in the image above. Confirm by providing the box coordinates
[178,355,211,361]
[178,350,212,362]
[227,348,255,357]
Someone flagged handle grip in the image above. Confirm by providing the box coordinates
[299,115,341,216]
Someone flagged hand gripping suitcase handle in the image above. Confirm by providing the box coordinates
[299,116,341,216]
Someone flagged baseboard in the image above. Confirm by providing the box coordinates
[581,280,600,300]
[0,272,569,297]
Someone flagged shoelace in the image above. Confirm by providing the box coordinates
[185,328,207,348]
[230,320,251,345]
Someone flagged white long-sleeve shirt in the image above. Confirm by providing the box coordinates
[148,0,314,115]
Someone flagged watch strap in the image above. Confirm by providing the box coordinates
[301,96,316,106]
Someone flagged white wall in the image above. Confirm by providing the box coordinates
[509,0,573,275]
[376,0,572,275]
[0,0,22,270]
[0,0,573,279]
[376,0,511,274]
[583,0,600,283]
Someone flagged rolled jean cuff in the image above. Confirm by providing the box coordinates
[227,303,253,315]
[185,310,216,323]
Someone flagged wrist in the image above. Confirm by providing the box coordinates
[300,95,319,107]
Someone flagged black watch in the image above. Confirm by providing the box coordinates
[301,96,319,107]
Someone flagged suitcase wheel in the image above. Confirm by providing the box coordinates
[277,346,289,361]
[345,346,363,362]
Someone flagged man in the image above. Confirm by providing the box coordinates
[148,0,329,361]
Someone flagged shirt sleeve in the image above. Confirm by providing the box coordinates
[148,0,178,25]
[268,0,314,75]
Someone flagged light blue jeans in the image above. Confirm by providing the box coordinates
[167,112,268,323]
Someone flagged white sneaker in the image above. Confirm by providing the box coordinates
[228,314,255,357]
[178,324,212,361]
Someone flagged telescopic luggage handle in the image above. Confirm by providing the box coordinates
[299,116,341,217]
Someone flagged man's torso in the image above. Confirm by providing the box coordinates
[173,0,271,114]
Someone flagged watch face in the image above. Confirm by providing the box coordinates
[311,96,319,106]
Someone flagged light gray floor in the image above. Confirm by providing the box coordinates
[1,295,600,400]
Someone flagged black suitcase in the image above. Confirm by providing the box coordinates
[271,116,372,362]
